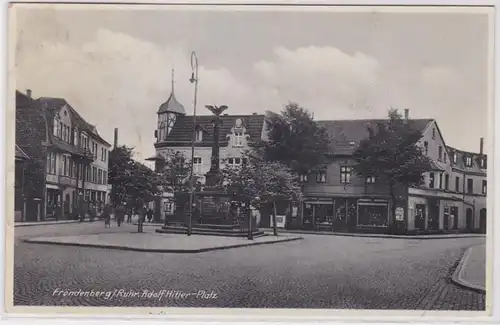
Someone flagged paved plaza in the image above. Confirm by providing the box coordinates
[13,223,486,310]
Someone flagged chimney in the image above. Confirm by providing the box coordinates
[114,128,118,149]
[480,137,484,155]
[404,109,409,123]
[26,89,32,98]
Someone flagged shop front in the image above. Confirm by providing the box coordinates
[46,185,61,220]
[356,199,390,232]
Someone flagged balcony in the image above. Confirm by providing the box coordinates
[58,175,77,187]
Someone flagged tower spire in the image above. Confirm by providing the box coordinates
[171,68,175,95]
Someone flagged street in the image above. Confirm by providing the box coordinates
[13,223,485,309]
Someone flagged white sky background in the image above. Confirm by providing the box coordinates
[14,5,491,162]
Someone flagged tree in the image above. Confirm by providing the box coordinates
[221,148,302,235]
[263,102,332,174]
[351,109,433,226]
[156,150,191,193]
[108,145,161,210]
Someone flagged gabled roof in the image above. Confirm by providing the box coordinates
[15,145,30,160]
[37,97,111,147]
[317,119,433,155]
[157,114,266,147]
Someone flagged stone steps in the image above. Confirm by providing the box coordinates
[156,225,266,238]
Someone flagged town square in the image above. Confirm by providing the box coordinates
[10,5,490,312]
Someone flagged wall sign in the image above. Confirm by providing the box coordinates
[395,207,404,221]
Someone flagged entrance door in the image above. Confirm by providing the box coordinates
[480,208,487,233]
[64,193,70,219]
[443,207,449,230]
[428,199,440,230]
[415,204,426,231]
[466,208,473,231]
[450,207,458,229]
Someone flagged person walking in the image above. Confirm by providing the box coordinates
[115,204,125,227]
[102,202,111,228]
[147,207,154,223]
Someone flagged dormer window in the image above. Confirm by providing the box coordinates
[432,128,436,140]
[453,152,457,164]
[234,131,243,147]
[366,176,376,184]
[465,156,472,167]
[299,174,308,183]
[195,129,203,142]
[480,157,486,168]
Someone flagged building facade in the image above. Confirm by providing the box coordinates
[297,110,487,234]
[148,77,267,222]
[15,90,111,221]
[14,144,30,222]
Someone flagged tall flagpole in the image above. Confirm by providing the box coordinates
[188,51,199,236]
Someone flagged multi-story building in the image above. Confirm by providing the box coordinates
[299,109,487,234]
[148,78,267,221]
[15,89,111,221]
[14,144,30,222]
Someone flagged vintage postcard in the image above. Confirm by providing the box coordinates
[6,3,494,320]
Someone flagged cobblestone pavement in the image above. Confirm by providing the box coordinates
[13,223,486,309]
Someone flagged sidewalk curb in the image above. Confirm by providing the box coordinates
[22,236,303,253]
[15,220,88,227]
[451,245,486,294]
[263,229,485,240]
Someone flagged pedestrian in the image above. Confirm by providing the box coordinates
[126,206,132,223]
[147,207,154,223]
[115,204,125,227]
[102,203,111,228]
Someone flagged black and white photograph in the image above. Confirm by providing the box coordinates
[7,3,493,316]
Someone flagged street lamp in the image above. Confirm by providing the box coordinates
[188,51,199,236]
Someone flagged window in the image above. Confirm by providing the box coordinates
[46,152,57,174]
[101,148,107,161]
[299,174,308,182]
[93,167,97,183]
[444,174,449,190]
[53,119,59,137]
[68,159,73,178]
[432,128,436,139]
[234,131,243,147]
[62,156,68,176]
[193,157,202,175]
[444,153,447,163]
[340,166,352,184]
[423,141,428,155]
[73,128,78,145]
[453,153,457,164]
[366,176,376,184]
[439,173,443,189]
[195,129,203,142]
[482,180,487,194]
[480,158,486,168]
[86,166,90,182]
[58,122,63,138]
[80,134,88,149]
[455,176,460,192]
[98,169,102,184]
[438,146,443,161]
[467,178,473,194]
[429,172,435,189]
[465,156,472,167]
[227,157,242,168]
[72,162,77,178]
[103,171,107,185]
[316,172,326,183]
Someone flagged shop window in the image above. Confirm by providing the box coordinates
[357,203,388,227]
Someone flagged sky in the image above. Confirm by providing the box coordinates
[14,5,492,162]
